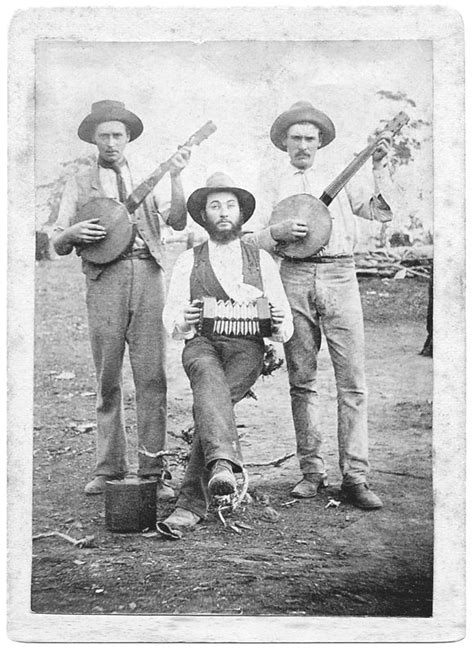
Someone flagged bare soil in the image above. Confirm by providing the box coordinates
[32,244,433,617]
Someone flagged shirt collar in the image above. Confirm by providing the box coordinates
[96,157,130,172]
[288,162,315,176]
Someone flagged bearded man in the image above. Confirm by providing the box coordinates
[157,173,293,538]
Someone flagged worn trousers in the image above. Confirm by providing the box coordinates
[176,335,264,517]
[85,258,167,478]
[280,257,369,487]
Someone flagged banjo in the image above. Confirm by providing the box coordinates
[79,120,217,264]
[269,111,410,259]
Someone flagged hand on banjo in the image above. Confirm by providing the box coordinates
[371,129,393,165]
[169,146,192,177]
[70,218,107,244]
[271,218,309,243]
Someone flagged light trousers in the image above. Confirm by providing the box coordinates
[280,257,369,487]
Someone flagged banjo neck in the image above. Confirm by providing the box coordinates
[125,120,217,214]
[319,142,379,207]
[318,111,409,207]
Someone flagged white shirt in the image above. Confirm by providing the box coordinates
[244,162,392,256]
[162,238,294,342]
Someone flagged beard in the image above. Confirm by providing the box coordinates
[206,221,243,243]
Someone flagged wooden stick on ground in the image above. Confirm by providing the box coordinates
[33,531,95,548]
[246,453,295,468]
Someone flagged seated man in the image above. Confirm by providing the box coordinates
[158,172,293,539]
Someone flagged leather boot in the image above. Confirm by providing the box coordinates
[84,475,121,495]
[291,473,327,498]
[342,483,383,510]
[143,474,176,500]
[208,459,237,496]
[156,507,202,540]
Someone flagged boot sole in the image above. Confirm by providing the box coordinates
[156,522,183,540]
[208,479,236,496]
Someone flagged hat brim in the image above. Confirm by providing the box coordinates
[78,108,143,144]
[187,187,256,228]
[270,107,336,151]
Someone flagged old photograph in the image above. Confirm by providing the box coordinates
[7,4,465,643]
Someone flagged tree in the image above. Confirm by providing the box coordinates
[373,90,433,247]
[36,155,96,229]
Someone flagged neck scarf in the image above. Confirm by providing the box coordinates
[98,157,128,203]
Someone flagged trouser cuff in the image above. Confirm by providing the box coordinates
[207,456,243,474]
[341,476,367,488]
[175,498,207,520]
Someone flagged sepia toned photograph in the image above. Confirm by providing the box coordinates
[7,3,465,643]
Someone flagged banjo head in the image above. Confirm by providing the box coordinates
[269,194,332,258]
[78,198,135,264]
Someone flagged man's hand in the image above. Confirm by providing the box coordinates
[169,146,191,177]
[371,129,392,168]
[270,305,285,328]
[69,218,107,244]
[270,218,308,242]
[183,299,202,326]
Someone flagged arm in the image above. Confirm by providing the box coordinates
[161,148,191,231]
[346,133,394,223]
[241,176,283,253]
[162,249,197,340]
[243,218,309,252]
[242,178,309,252]
[52,177,106,256]
[259,250,294,343]
[242,224,278,253]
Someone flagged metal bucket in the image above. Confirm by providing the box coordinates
[105,478,157,533]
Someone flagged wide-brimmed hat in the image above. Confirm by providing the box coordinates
[187,172,256,228]
[270,100,336,151]
[78,100,144,144]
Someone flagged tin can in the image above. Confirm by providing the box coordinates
[105,478,157,532]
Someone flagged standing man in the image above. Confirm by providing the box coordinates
[244,101,393,509]
[52,100,190,496]
[157,173,293,538]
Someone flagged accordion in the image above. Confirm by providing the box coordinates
[198,296,273,337]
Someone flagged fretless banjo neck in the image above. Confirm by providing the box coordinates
[125,120,217,214]
[319,111,409,206]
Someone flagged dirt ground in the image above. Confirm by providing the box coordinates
[31,243,433,617]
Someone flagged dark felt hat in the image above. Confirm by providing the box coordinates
[78,100,144,144]
[270,100,336,151]
[187,172,256,228]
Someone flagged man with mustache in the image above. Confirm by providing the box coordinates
[52,100,190,497]
[157,173,293,538]
[244,101,393,509]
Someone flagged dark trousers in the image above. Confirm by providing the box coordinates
[176,335,264,517]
